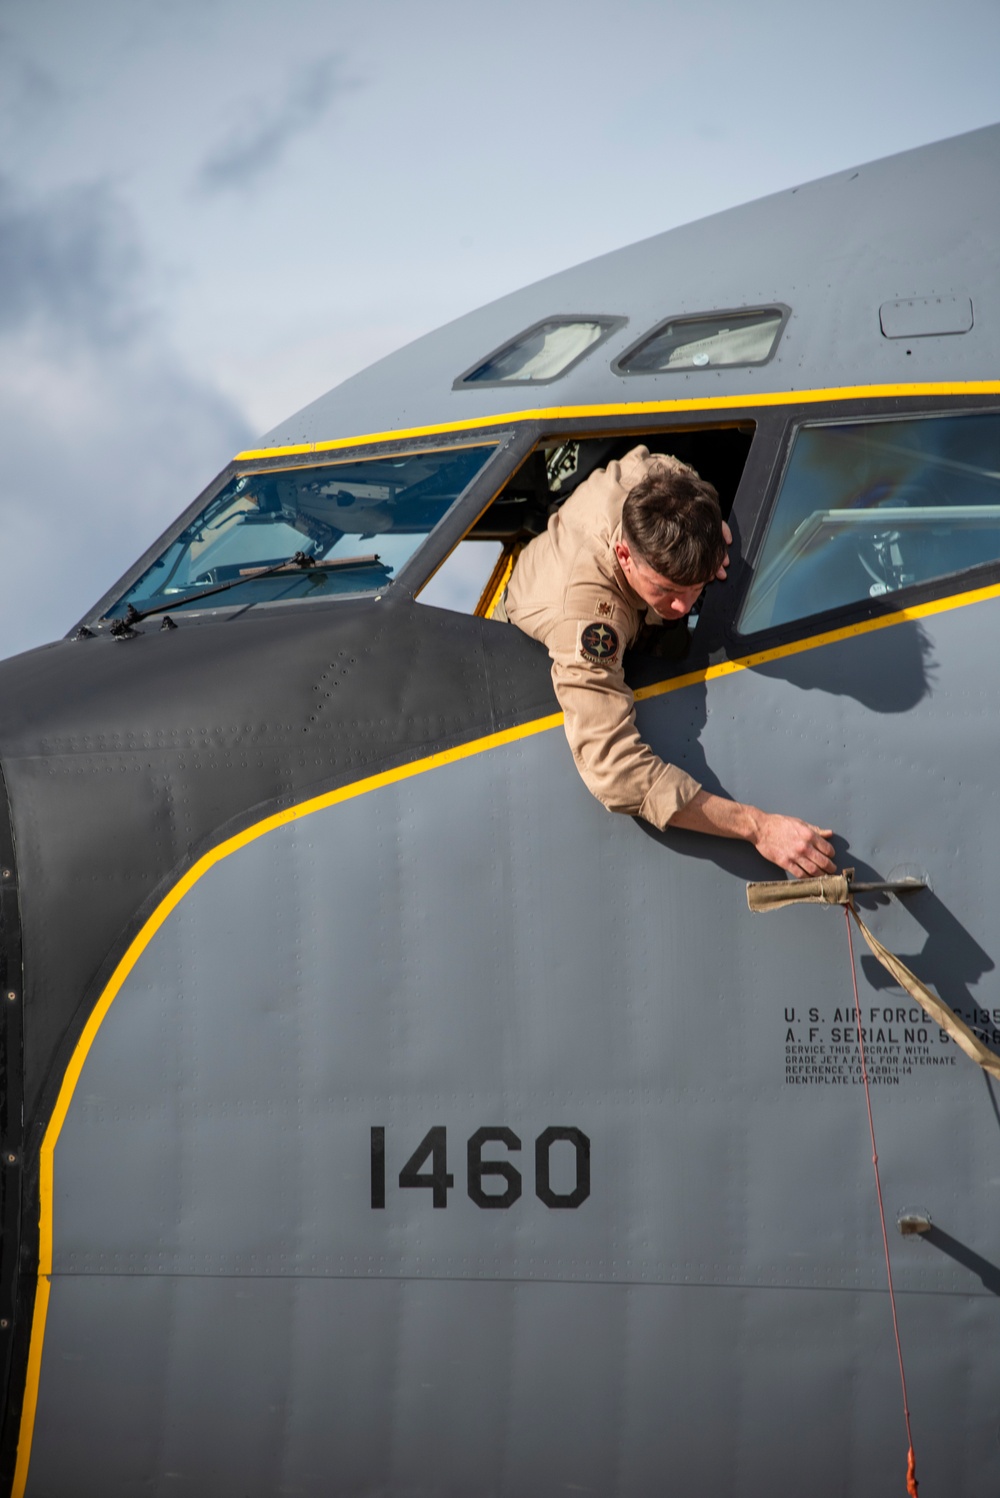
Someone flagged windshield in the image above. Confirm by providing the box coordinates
[738,412,1000,633]
[104,443,497,618]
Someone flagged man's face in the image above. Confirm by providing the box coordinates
[614,541,710,618]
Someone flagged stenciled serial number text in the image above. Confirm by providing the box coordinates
[779,1003,973,1086]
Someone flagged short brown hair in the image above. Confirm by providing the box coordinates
[621,457,724,584]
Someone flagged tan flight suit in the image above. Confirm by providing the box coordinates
[502,445,702,829]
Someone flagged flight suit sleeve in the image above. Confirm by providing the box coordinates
[544,603,701,829]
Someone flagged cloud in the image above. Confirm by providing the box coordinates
[196,53,355,193]
[0,25,61,112]
[0,178,252,660]
[0,177,144,344]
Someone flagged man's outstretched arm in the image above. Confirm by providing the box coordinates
[669,790,836,878]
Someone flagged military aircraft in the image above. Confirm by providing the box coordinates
[1,123,998,1496]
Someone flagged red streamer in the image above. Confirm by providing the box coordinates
[845,908,919,1496]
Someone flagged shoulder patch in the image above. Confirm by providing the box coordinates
[579,620,621,665]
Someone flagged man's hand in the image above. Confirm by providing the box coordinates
[749,811,836,878]
[669,791,836,877]
[715,520,733,580]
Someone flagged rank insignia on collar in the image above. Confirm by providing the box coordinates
[580,622,620,664]
[596,600,613,617]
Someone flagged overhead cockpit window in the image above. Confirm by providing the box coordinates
[738,412,1000,635]
[454,316,624,387]
[615,306,787,374]
[103,444,496,618]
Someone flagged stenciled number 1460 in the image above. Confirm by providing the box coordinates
[371,1125,591,1210]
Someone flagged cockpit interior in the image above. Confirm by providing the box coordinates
[418,426,754,617]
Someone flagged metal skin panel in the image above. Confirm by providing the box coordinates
[22,598,1000,1495]
[880,295,975,338]
[0,601,554,1124]
[30,1278,997,1498]
[258,127,1000,450]
[0,592,555,1479]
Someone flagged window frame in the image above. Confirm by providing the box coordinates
[416,416,763,642]
[728,395,1000,651]
[453,315,627,390]
[73,429,535,634]
[611,304,791,377]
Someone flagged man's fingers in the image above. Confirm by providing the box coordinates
[772,822,837,876]
[802,824,836,860]
[797,834,837,874]
[715,522,733,580]
[786,854,836,878]
[796,835,837,875]
[799,855,836,876]
[755,812,838,877]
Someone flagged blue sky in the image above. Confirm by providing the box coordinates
[1,0,998,655]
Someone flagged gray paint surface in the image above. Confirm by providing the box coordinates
[28,598,1000,1495]
[25,1277,1000,1498]
[880,294,975,338]
[260,127,1000,449]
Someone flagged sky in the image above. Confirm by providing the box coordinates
[0,0,998,657]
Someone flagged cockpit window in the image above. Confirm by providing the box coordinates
[104,443,497,618]
[738,411,1000,635]
[615,306,787,374]
[417,427,754,620]
[454,317,624,387]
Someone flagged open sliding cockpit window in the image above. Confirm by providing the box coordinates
[102,442,499,619]
[418,425,754,618]
[738,411,1000,636]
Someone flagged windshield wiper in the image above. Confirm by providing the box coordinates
[103,551,384,636]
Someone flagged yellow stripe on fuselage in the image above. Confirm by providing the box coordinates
[235,380,1000,461]
[635,577,1000,702]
